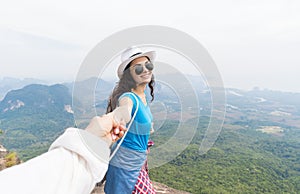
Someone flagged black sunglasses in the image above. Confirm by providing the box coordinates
[133,62,154,75]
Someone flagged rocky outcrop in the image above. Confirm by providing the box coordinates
[0,144,9,170]
[90,181,190,194]
[0,144,21,170]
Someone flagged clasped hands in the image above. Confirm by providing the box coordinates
[85,106,130,146]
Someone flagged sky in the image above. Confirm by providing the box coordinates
[0,0,299,92]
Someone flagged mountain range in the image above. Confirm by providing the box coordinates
[0,77,48,101]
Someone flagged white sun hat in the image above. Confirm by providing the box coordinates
[117,46,156,78]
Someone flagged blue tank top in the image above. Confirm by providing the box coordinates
[118,92,153,151]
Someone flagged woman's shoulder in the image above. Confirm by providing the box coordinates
[119,92,134,101]
[118,92,139,106]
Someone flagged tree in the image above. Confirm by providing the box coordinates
[0,129,4,145]
[5,152,20,168]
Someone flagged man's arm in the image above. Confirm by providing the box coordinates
[0,114,126,194]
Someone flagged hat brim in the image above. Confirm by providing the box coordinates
[117,51,156,78]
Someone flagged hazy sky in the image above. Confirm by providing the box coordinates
[0,0,299,92]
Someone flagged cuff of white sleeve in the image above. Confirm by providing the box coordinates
[49,128,110,182]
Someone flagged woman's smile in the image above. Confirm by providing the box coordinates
[140,73,152,79]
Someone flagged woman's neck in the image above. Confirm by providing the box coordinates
[132,84,146,95]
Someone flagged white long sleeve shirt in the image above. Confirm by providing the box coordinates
[0,128,110,194]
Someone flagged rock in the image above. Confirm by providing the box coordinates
[0,144,9,170]
[153,182,190,194]
[0,144,21,170]
[0,144,8,156]
[90,181,190,194]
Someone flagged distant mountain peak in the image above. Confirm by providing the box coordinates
[0,83,72,115]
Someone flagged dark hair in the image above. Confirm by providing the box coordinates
[106,58,155,113]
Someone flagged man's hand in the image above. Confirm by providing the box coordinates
[85,113,127,146]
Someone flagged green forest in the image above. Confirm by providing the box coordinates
[149,118,300,194]
[1,109,299,193]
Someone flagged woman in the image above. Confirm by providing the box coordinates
[104,46,156,194]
